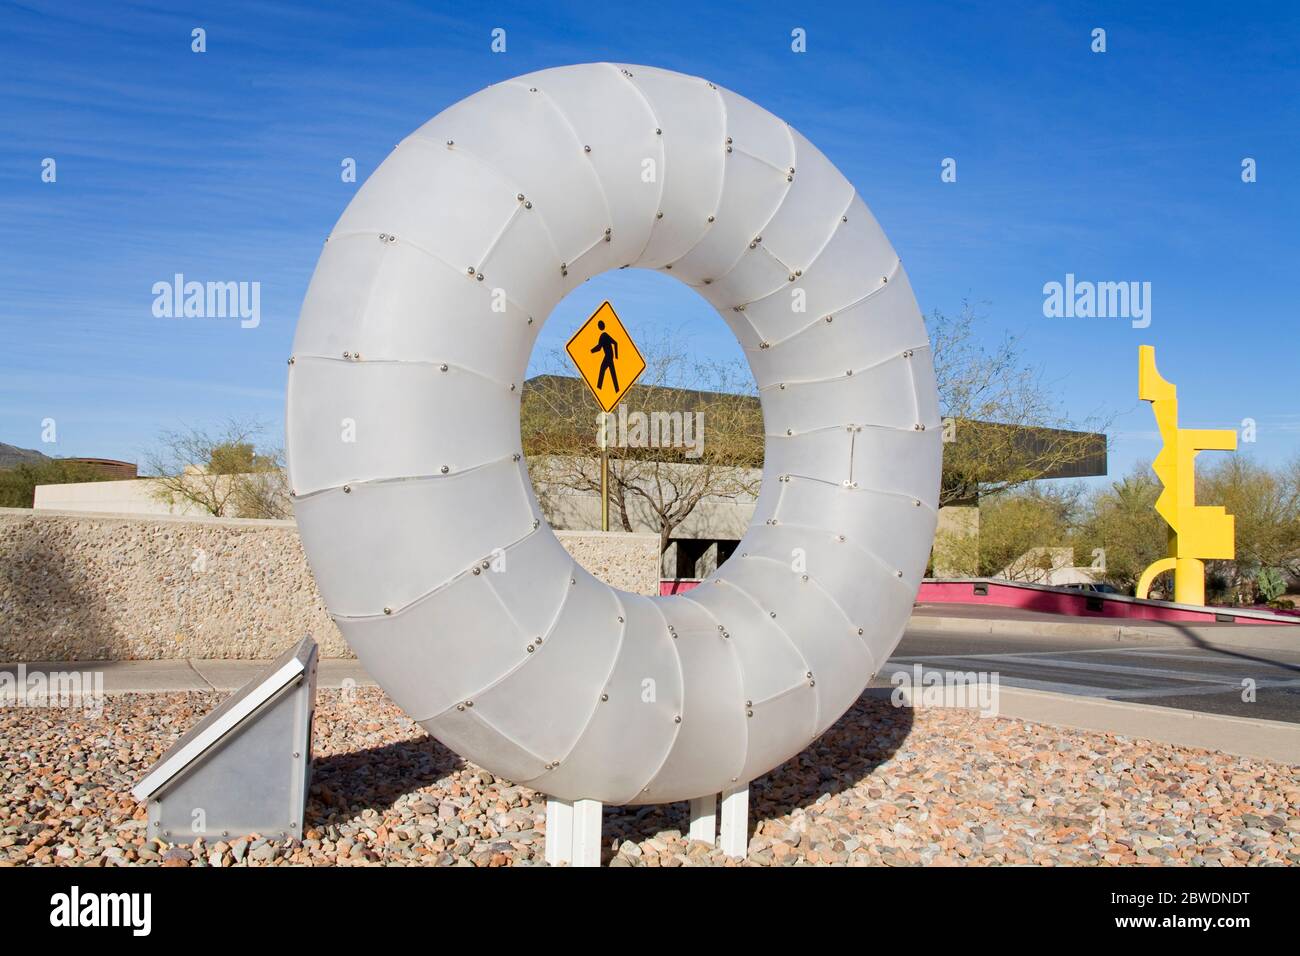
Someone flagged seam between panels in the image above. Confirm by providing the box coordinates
[702,577,814,681]
[737,554,879,665]
[291,450,524,502]
[710,575,822,738]
[480,567,534,642]
[659,80,732,272]
[806,477,938,516]
[567,231,610,270]
[510,453,544,520]
[758,257,905,349]
[743,539,915,613]
[757,342,931,392]
[520,81,617,244]
[476,202,524,270]
[687,156,793,291]
[729,189,857,313]
[750,677,815,708]
[771,471,940,515]
[666,592,750,787]
[748,236,796,275]
[349,235,390,346]
[733,144,792,177]
[326,227,540,324]
[799,188,858,284]
[402,132,527,204]
[412,557,582,725]
[627,597,688,801]
[482,463,545,629]
[285,368,303,490]
[706,121,799,344]
[613,63,670,268]
[331,524,545,622]
[905,344,927,428]
[328,226,463,284]
[459,706,552,767]
[706,82,729,222]
[705,120,823,294]
[409,136,566,273]
[714,76,796,176]
[774,472,852,490]
[765,419,930,439]
[820,256,903,321]
[290,353,520,393]
[779,118,798,182]
[848,427,857,486]
[530,590,630,791]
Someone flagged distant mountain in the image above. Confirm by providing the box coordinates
[0,443,51,470]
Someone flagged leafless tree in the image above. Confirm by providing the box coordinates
[522,333,762,554]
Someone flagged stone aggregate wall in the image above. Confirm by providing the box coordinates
[0,509,660,661]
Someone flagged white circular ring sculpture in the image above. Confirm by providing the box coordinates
[287,63,941,805]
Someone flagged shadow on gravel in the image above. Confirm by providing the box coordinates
[598,692,914,860]
[308,736,465,825]
[303,689,912,859]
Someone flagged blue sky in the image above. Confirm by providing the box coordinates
[2,0,1297,485]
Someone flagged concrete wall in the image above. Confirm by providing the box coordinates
[34,478,208,516]
[537,483,757,541]
[0,508,660,662]
[33,473,287,518]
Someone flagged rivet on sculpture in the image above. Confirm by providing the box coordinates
[1135,345,1236,605]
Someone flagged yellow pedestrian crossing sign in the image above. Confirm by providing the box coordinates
[565,301,646,413]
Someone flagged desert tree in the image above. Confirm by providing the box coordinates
[932,482,1078,579]
[1072,465,1168,593]
[145,418,289,519]
[521,333,763,554]
[930,301,1110,506]
[1196,455,1300,602]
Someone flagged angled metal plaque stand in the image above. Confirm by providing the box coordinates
[132,636,318,844]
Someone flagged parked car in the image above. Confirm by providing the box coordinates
[1060,582,1122,595]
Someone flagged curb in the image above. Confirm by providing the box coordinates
[0,659,374,697]
[867,685,1300,765]
[908,613,1300,653]
[8,660,1294,765]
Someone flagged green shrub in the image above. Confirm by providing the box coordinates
[1257,566,1286,603]
[0,460,117,508]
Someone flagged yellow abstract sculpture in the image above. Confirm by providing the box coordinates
[1135,346,1236,604]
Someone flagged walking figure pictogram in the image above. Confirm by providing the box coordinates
[566,300,645,414]
[591,320,620,393]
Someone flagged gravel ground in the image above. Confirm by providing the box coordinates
[2,687,1297,866]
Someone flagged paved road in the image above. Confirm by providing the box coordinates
[879,625,1300,723]
[6,620,1299,725]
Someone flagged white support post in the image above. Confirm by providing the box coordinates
[570,798,603,867]
[688,794,717,845]
[545,798,573,865]
[719,783,750,859]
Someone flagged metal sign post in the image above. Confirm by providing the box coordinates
[600,417,610,532]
